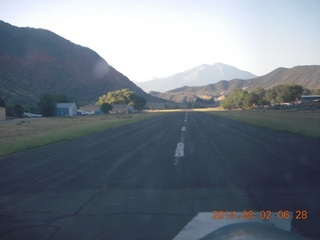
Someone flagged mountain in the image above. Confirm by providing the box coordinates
[152,65,320,102]
[136,63,256,92]
[0,20,159,105]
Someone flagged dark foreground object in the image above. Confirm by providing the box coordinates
[200,222,310,240]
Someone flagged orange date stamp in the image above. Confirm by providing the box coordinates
[212,210,308,220]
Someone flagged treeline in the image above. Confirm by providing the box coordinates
[222,84,318,110]
[1,88,147,118]
[1,94,74,118]
[185,97,216,108]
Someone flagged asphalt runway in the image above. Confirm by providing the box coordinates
[0,112,319,240]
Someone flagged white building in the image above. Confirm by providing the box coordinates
[56,103,77,116]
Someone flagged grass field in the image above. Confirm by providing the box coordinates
[209,109,320,140]
[0,113,165,156]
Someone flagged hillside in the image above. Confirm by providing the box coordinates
[0,21,159,105]
[136,63,256,92]
[152,66,320,102]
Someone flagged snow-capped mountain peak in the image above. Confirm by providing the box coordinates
[136,63,257,92]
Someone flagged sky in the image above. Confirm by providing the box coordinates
[0,0,320,82]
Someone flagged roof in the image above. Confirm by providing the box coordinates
[56,103,77,108]
[80,104,101,111]
[112,105,128,108]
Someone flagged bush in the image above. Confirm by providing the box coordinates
[0,96,5,107]
[14,104,24,118]
[38,94,56,117]
[100,102,113,114]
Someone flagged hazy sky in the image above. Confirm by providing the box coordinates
[1,0,319,82]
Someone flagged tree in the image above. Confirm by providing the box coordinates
[192,97,215,108]
[221,89,248,109]
[100,102,113,114]
[302,88,312,95]
[130,94,147,110]
[252,87,270,105]
[311,89,320,95]
[302,87,320,96]
[287,84,303,101]
[244,92,259,107]
[14,104,24,118]
[222,88,268,109]
[96,89,146,110]
[38,94,56,117]
[52,94,71,103]
[97,89,133,105]
[0,96,5,107]
[266,84,303,103]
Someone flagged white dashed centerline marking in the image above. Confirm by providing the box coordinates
[174,142,185,157]
[174,112,188,165]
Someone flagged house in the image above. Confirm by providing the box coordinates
[112,105,134,114]
[79,104,102,115]
[0,107,5,121]
[56,103,77,116]
[301,95,320,103]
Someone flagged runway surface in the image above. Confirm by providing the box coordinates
[0,112,319,239]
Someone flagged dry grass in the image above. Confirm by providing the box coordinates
[193,107,224,112]
[0,113,164,156]
[209,109,320,140]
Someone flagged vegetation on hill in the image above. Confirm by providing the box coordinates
[0,20,157,106]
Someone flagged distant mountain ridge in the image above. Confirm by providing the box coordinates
[0,20,159,105]
[151,65,320,102]
[136,63,256,92]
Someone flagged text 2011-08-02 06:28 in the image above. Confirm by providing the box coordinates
[212,210,308,220]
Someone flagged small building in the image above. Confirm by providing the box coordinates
[0,107,6,121]
[56,103,77,117]
[112,105,134,114]
[301,95,320,103]
[128,105,134,114]
[253,104,270,109]
[79,104,102,115]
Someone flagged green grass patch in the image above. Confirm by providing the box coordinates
[209,109,320,140]
[0,113,165,156]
